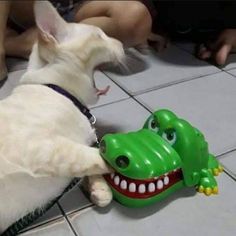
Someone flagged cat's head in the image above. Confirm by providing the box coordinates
[31,1,124,104]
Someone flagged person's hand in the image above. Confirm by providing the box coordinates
[198,29,236,65]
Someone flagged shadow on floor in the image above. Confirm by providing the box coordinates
[102,49,149,76]
[0,77,8,88]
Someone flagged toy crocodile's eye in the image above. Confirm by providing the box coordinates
[162,129,177,145]
[100,140,106,154]
[115,156,129,169]
[148,117,159,132]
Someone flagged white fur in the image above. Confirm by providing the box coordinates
[0,1,124,232]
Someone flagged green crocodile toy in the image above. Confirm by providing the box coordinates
[100,109,223,207]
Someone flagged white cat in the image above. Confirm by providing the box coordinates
[0,1,124,233]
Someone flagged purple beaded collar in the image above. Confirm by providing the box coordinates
[45,84,96,124]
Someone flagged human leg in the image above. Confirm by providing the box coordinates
[0,1,11,80]
[5,0,37,59]
[74,1,152,47]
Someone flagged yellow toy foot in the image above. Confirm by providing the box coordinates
[212,165,224,176]
[197,186,218,196]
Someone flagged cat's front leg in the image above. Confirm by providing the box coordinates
[23,136,112,178]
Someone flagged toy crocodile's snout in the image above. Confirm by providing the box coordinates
[100,129,184,207]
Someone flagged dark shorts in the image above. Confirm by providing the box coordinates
[8,0,84,31]
[50,0,85,22]
[152,1,236,40]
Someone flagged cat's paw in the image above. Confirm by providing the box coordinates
[89,176,113,207]
[90,187,113,207]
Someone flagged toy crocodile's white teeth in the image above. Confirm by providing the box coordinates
[157,180,164,190]
[138,184,146,193]
[105,168,182,199]
[110,173,115,179]
[129,183,136,192]
[164,176,169,185]
[148,183,155,192]
[120,180,127,190]
[114,176,120,185]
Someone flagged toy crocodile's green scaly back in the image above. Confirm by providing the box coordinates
[101,109,223,207]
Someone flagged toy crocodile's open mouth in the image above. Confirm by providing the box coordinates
[104,169,183,199]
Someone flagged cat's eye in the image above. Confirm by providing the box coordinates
[162,129,177,145]
[100,140,106,154]
[115,156,129,169]
[148,117,159,133]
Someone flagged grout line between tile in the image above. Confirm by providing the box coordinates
[103,69,206,113]
[216,149,236,181]
[90,97,130,110]
[216,147,236,159]
[221,165,236,181]
[100,71,154,113]
[130,96,153,113]
[222,66,236,71]
[103,69,222,97]
[58,203,79,236]
[66,204,95,219]
[101,71,133,96]
[131,70,223,96]
[102,70,224,119]
[19,214,64,234]
[58,201,94,217]
[223,70,236,78]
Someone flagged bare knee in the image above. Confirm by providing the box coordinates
[74,1,152,47]
[112,1,152,46]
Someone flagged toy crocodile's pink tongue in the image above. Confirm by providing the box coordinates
[96,85,110,96]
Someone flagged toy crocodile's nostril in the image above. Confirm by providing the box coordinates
[115,156,130,168]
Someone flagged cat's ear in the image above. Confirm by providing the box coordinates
[34,1,68,45]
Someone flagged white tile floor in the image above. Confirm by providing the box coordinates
[2,43,236,236]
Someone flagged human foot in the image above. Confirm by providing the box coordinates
[148,32,169,52]
[135,32,169,55]
[198,29,236,65]
[135,43,150,55]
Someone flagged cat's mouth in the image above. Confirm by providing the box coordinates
[96,86,110,96]
[93,63,111,97]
